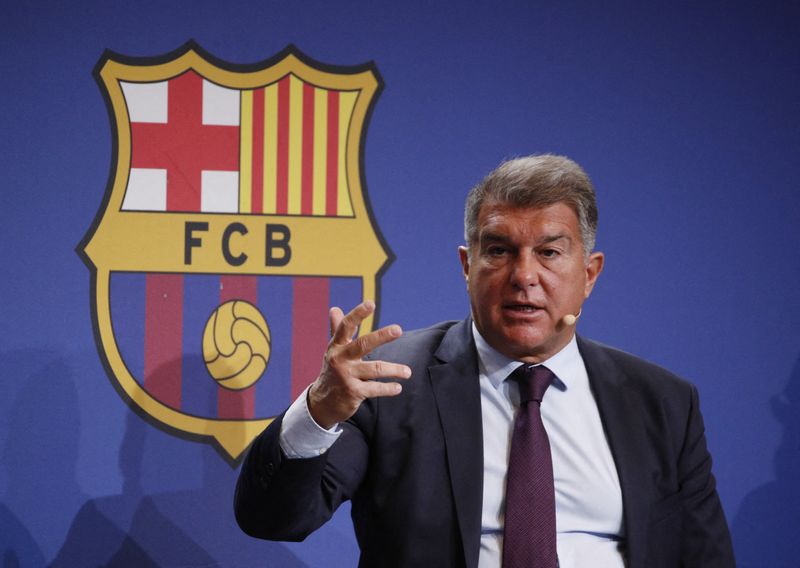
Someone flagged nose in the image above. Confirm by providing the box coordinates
[509,252,540,289]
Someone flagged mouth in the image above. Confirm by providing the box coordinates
[503,302,544,314]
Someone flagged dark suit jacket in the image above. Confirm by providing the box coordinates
[235,318,735,567]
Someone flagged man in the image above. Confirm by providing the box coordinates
[235,155,735,567]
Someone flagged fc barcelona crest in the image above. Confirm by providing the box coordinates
[78,42,391,461]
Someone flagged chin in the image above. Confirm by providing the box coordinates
[505,328,566,358]
[502,336,550,359]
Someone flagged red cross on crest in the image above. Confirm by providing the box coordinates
[130,71,240,212]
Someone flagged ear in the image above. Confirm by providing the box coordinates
[458,246,470,282]
[583,251,604,298]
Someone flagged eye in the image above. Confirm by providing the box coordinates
[539,248,560,259]
[483,244,505,256]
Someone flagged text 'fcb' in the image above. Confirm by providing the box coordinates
[184,221,291,267]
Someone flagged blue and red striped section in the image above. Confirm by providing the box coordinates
[109,272,362,420]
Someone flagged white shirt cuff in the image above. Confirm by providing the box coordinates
[279,386,342,458]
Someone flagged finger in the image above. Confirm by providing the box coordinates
[329,307,344,338]
[343,323,403,358]
[331,301,375,346]
[358,380,403,399]
[354,360,412,381]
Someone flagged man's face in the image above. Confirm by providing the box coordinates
[459,200,604,363]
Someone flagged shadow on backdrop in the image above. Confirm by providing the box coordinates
[0,349,84,567]
[732,354,800,567]
[52,356,307,567]
[0,503,45,568]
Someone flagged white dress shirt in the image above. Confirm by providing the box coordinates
[280,326,626,567]
[473,326,625,568]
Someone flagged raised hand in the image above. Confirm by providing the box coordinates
[307,301,411,429]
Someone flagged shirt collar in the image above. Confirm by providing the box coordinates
[472,322,579,392]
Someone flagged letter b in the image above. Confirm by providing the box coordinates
[265,224,291,267]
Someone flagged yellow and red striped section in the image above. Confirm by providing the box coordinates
[239,75,356,217]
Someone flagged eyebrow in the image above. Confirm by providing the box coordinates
[538,234,572,246]
[479,232,572,246]
[479,233,511,244]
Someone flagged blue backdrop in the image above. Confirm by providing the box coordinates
[1,2,798,567]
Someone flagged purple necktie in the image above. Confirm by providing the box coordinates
[503,364,557,568]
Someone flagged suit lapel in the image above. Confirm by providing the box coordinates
[429,319,483,568]
[577,337,651,568]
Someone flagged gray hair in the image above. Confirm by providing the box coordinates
[464,154,598,256]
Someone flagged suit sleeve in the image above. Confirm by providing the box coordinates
[234,410,371,541]
[677,385,736,566]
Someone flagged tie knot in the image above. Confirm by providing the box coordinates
[511,364,555,404]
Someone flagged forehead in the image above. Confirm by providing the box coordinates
[476,200,580,239]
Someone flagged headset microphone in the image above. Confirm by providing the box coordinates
[562,309,582,326]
